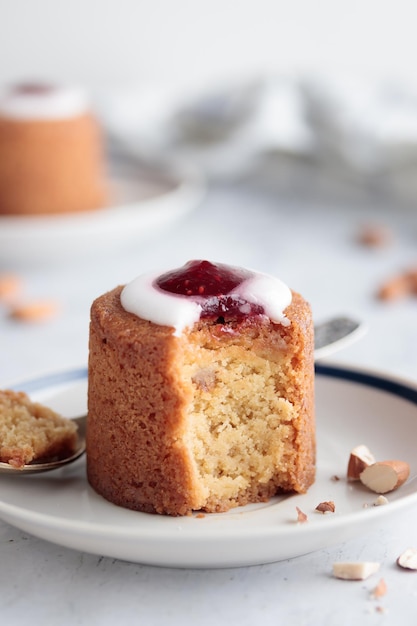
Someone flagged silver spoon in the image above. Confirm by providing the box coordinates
[0,316,365,475]
[313,315,367,361]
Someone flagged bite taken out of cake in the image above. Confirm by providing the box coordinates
[0,82,108,216]
[87,260,315,516]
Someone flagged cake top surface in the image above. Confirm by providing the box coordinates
[0,83,90,120]
[121,260,292,336]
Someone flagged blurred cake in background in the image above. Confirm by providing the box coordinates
[0,83,108,215]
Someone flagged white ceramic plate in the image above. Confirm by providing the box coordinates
[0,156,204,265]
[1,365,417,569]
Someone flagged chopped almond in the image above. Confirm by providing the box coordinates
[347,444,376,481]
[377,263,417,301]
[360,460,410,494]
[9,300,60,322]
[333,561,380,580]
[397,547,417,570]
[0,274,23,303]
[377,274,410,301]
[405,267,417,294]
[295,506,308,523]
[371,578,387,599]
[315,501,335,514]
[373,495,389,506]
[358,223,392,248]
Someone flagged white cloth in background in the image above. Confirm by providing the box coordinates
[98,75,417,204]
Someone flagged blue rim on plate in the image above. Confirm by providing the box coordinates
[315,363,417,404]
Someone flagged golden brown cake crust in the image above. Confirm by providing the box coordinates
[87,286,315,516]
[0,113,107,215]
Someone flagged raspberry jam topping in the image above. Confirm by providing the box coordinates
[156,260,248,297]
[120,260,292,335]
[156,260,263,320]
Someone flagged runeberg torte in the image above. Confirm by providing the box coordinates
[0,83,108,216]
[87,260,315,515]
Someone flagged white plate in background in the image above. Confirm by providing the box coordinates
[0,364,416,568]
[0,155,204,266]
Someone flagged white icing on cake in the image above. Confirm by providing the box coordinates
[121,264,292,336]
[0,84,90,120]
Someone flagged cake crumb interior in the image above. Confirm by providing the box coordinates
[0,389,78,467]
[182,340,298,510]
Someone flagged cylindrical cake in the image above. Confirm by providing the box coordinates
[87,261,315,516]
[0,84,108,215]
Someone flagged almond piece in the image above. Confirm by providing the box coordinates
[406,268,417,295]
[377,275,410,301]
[360,460,410,494]
[347,445,376,481]
[333,561,380,580]
[0,274,23,303]
[295,506,308,523]
[9,300,60,322]
[373,495,389,506]
[358,223,392,248]
[371,578,387,599]
[315,500,335,514]
[397,547,417,570]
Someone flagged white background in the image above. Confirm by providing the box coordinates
[1,0,417,91]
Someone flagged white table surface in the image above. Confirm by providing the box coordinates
[1,181,417,625]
